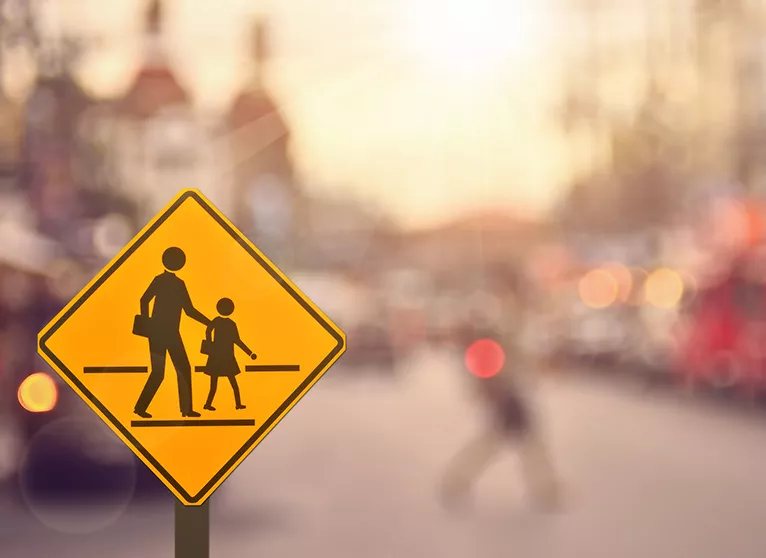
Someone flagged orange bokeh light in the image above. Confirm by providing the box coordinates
[578,269,618,309]
[17,372,58,413]
[644,268,684,309]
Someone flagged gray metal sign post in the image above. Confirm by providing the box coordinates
[175,500,210,558]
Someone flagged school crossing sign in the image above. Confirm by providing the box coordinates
[38,189,346,506]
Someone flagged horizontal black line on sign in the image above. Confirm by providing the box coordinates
[131,419,256,428]
[194,365,301,373]
[84,366,148,373]
[247,364,300,372]
[87,365,301,374]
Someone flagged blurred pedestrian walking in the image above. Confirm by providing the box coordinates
[438,264,562,512]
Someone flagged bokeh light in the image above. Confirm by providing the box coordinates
[465,338,505,378]
[578,269,618,309]
[17,372,58,413]
[644,268,684,309]
[603,262,633,302]
[93,213,133,259]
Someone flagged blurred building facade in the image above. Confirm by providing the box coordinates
[224,16,305,268]
[303,193,399,275]
[9,0,403,277]
[114,0,230,221]
[399,211,549,290]
[20,27,139,266]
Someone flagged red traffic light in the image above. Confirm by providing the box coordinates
[465,338,505,378]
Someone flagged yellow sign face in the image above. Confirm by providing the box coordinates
[38,189,345,505]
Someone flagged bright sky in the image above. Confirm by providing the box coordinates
[18,0,686,228]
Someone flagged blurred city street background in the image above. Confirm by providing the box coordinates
[2,0,766,556]
[5,351,766,557]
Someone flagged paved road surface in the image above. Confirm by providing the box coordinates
[3,349,766,558]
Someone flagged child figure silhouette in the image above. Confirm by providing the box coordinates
[202,298,256,411]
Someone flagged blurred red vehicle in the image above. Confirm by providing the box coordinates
[669,196,766,398]
[671,263,766,397]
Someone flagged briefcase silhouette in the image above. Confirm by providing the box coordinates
[200,339,214,356]
[132,314,153,338]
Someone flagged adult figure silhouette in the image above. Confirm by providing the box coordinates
[134,247,210,418]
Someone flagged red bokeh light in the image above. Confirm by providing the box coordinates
[465,338,505,378]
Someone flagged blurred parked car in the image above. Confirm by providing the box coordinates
[10,356,165,500]
[544,272,635,368]
[0,218,165,500]
[564,303,631,365]
[344,319,396,372]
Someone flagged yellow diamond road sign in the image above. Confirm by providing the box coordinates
[38,189,346,505]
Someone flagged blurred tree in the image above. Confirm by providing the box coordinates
[225,15,303,268]
[0,0,38,185]
[609,80,693,228]
[692,0,766,195]
[557,0,696,236]
[731,0,766,195]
